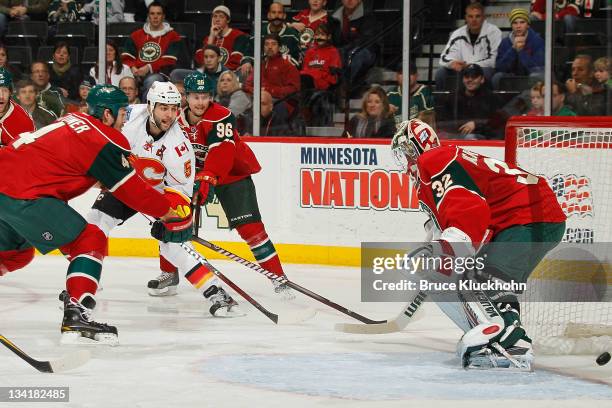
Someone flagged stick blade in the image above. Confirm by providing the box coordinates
[48,350,91,373]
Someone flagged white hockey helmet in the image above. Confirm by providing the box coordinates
[147,81,182,108]
[146,81,182,129]
[391,119,440,185]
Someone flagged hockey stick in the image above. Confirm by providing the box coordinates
[334,245,431,334]
[334,291,428,334]
[191,236,386,325]
[180,242,279,323]
[0,334,90,373]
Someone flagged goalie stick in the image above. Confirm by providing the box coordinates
[0,334,90,373]
[334,291,427,334]
[334,245,431,334]
[190,235,386,325]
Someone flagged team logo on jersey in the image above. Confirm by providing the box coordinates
[42,231,53,241]
[549,174,594,218]
[192,143,208,165]
[139,42,162,63]
[129,156,166,187]
[219,47,229,65]
[300,28,314,48]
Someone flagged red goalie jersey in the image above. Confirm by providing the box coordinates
[417,145,566,243]
[179,102,261,185]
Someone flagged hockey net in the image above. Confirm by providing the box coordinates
[505,116,612,355]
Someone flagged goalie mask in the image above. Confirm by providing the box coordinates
[391,119,440,186]
[146,81,182,130]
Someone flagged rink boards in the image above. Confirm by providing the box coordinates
[67,139,505,266]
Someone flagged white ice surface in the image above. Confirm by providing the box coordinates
[1,255,611,408]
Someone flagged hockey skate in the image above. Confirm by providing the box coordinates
[147,271,179,296]
[463,340,534,371]
[273,280,296,301]
[203,285,245,317]
[59,291,118,346]
[459,303,534,372]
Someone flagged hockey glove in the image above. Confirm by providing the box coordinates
[193,171,218,206]
[151,190,193,243]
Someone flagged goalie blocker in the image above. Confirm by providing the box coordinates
[391,119,566,371]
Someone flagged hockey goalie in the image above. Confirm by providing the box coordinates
[391,119,567,370]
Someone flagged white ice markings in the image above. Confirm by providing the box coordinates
[202,352,612,400]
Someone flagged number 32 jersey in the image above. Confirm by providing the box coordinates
[417,145,566,243]
[123,104,195,199]
[179,102,261,186]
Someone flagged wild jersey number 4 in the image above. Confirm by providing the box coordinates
[216,123,233,138]
[461,150,538,185]
[13,122,65,149]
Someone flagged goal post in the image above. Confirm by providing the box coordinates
[504,116,612,354]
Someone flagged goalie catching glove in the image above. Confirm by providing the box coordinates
[193,171,217,206]
[151,190,193,243]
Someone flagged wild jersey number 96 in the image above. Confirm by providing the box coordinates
[216,123,233,138]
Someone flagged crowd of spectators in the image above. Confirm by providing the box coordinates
[0,0,608,139]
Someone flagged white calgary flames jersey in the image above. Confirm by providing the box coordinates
[122,104,195,198]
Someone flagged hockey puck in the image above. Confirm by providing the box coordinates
[596,352,610,366]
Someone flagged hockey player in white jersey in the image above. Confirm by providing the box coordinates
[87,81,242,317]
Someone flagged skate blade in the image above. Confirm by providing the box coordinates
[274,288,297,302]
[61,331,119,347]
[212,305,247,318]
[148,286,178,297]
[466,356,533,372]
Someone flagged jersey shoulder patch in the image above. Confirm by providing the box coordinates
[202,103,232,123]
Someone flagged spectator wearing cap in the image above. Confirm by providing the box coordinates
[65,76,94,113]
[14,78,56,129]
[438,63,503,139]
[387,62,435,128]
[121,1,181,98]
[197,45,228,92]
[194,5,250,73]
[492,8,544,90]
[89,41,133,87]
[49,41,82,101]
[436,2,501,90]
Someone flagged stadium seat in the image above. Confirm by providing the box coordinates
[37,46,79,66]
[498,76,532,93]
[53,22,96,48]
[4,21,48,51]
[170,22,196,54]
[107,22,142,47]
[6,46,32,70]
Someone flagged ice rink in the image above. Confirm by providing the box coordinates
[1,254,611,407]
